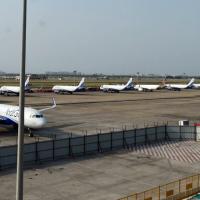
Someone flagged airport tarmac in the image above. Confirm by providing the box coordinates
[1,90,200,145]
[1,91,200,200]
[1,141,200,200]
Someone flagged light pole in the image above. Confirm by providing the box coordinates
[16,0,27,199]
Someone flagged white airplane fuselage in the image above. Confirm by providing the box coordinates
[165,84,189,89]
[52,78,85,94]
[164,78,195,90]
[100,78,133,92]
[100,84,127,92]
[192,83,200,89]
[52,85,80,93]
[0,86,20,94]
[134,84,160,91]
[0,104,46,129]
[0,75,31,95]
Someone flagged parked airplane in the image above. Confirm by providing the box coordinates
[191,82,200,89]
[134,84,160,92]
[164,78,195,91]
[52,78,86,94]
[100,78,133,92]
[0,75,31,96]
[0,98,56,136]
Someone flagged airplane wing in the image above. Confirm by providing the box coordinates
[108,88,121,92]
[165,85,181,91]
[39,98,56,112]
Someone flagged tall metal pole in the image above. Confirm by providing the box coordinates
[16,0,27,199]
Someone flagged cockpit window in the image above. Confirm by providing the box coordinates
[31,114,43,118]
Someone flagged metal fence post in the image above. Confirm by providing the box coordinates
[69,137,71,157]
[97,134,100,152]
[134,129,137,146]
[180,126,182,141]
[84,135,86,155]
[145,127,147,145]
[35,142,38,163]
[110,132,113,150]
[52,139,55,160]
[155,126,158,142]
[195,125,197,141]
[123,130,125,149]
[165,125,167,140]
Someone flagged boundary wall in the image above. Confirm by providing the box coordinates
[0,125,196,170]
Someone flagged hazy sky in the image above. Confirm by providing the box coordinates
[0,0,200,75]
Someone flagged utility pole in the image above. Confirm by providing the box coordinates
[16,0,27,199]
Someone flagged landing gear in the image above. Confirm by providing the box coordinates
[57,91,73,95]
[11,125,34,137]
[4,92,8,96]
[27,128,34,137]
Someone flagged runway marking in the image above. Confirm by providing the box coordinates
[132,141,200,164]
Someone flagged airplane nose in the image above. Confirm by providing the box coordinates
[36,117,47,128]
[41,117,47,127]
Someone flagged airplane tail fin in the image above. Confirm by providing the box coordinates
[124,78,133,88]
[186,78,195,88]
[25,75,31,88]
[77,77,85,89]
